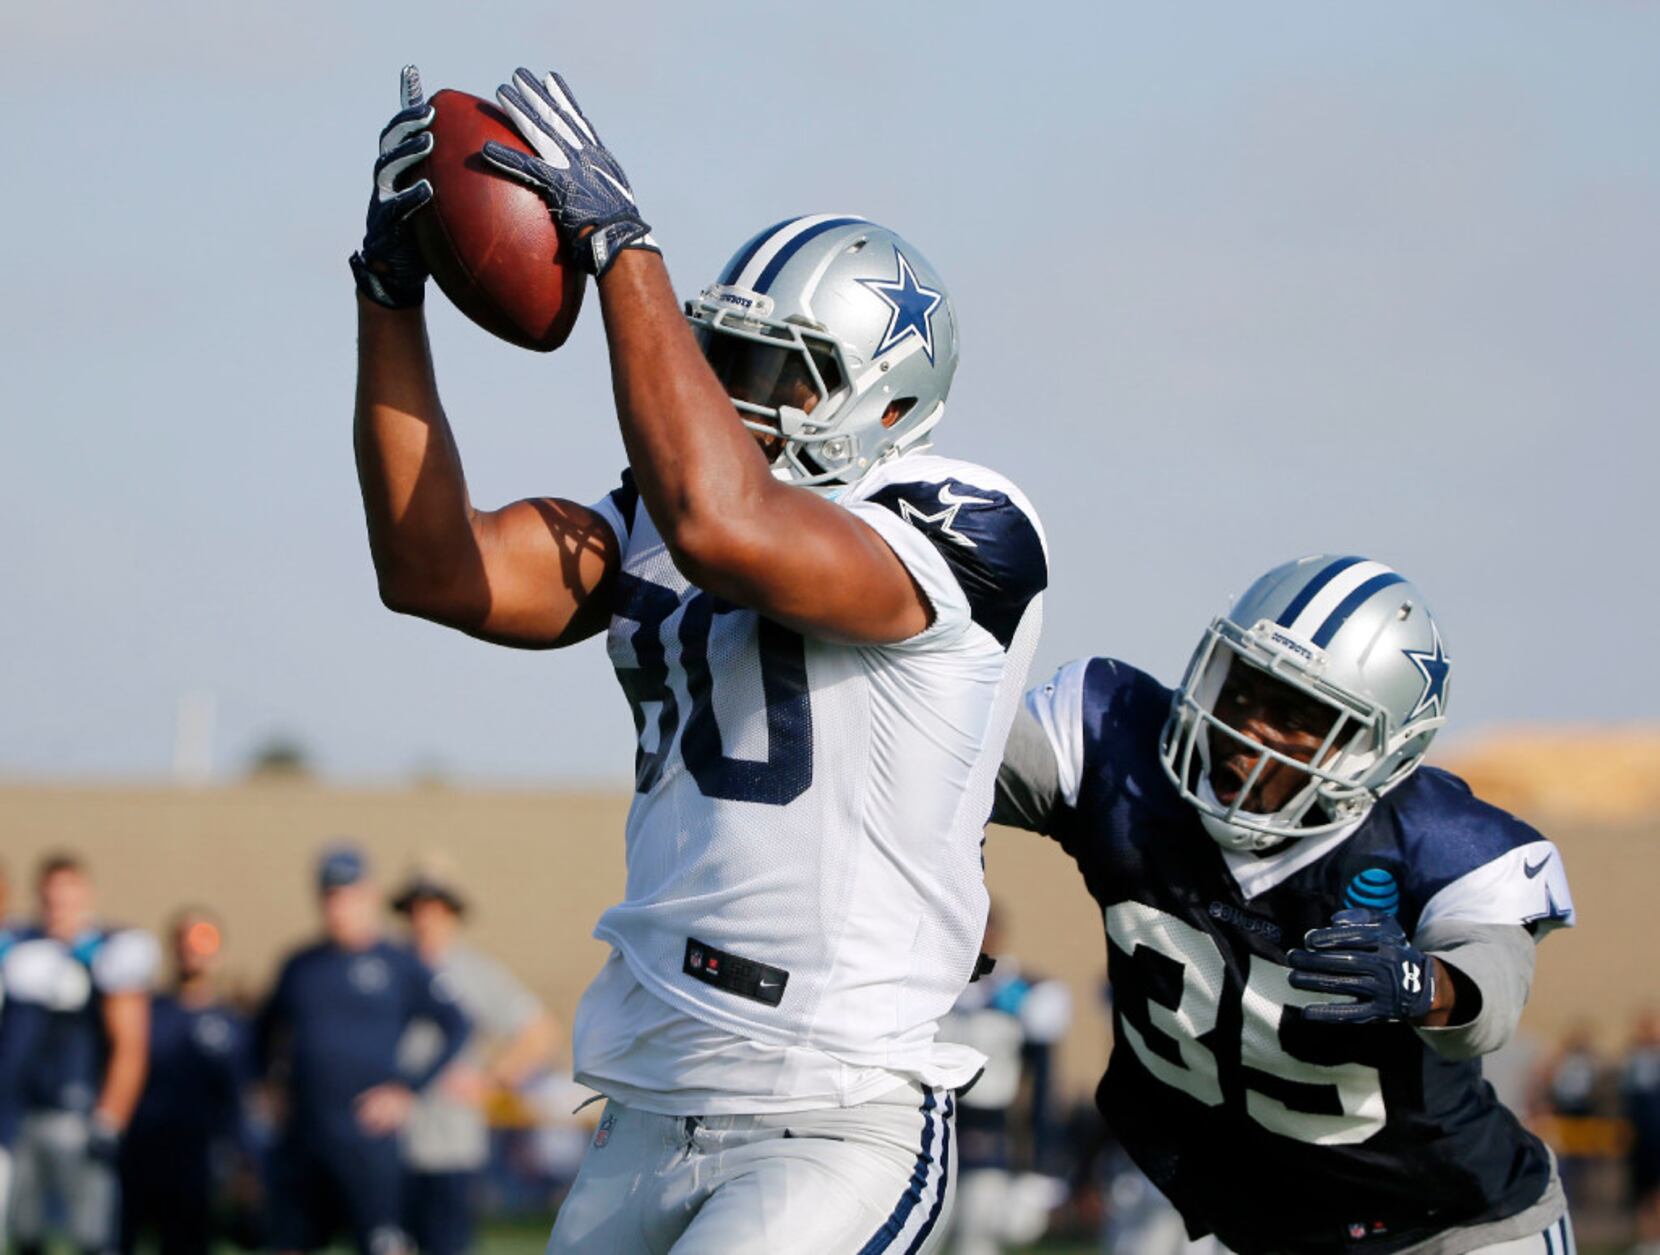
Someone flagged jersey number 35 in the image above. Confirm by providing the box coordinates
[1108,900,1386,1146]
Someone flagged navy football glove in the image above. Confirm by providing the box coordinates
[86,1113,121,1165]
[1287,908,1437,1025]
[350,65,435,309]
[482,68,657,278]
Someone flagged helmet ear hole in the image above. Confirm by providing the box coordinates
[881,398,917,429]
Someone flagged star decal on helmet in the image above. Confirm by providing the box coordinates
[859,247,944,365]
[1402,624,1451,720]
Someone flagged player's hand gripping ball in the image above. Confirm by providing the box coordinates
[411,77,588,352]
[481,67,658,278]
[1287,908,1438,1025]
[349,65,436,310]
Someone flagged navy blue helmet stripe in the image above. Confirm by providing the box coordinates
[719,218,796,285]
[753,216,865,293]
[1311,573,1408,647]
[857,1087,940,1254]
[1275,556,1366,629]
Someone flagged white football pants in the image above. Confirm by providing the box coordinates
[9,1111,119,1253]
[547,1082,955,1254]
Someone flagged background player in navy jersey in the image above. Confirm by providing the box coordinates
[119,908,251,1255]
[352,65,1047,1252]
[937,906,1072,1255]
[254,845,468,1255]
[2,854,156,1255]
[993,555,1577,1255]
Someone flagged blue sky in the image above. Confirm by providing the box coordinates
[2,2,1655,782]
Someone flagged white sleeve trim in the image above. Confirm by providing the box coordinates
[1025,659,1091,808]
[841,498,974,651]
[586,490,631,554]
[1417,840,1576,935]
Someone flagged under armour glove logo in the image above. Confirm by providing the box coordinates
[1287,908,1437,1025]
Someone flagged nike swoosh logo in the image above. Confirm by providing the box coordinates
[1524,853,1553,878]
[937,484,993,508]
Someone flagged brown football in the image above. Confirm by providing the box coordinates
[411,89,585,352]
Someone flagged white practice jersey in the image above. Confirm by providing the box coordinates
[580,453,1048,1090]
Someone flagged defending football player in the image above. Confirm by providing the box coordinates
[993,556,1577,1254]
[351,67,1048,1253]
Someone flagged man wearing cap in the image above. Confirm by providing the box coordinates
[255,845,469,1255]
[392,855,557,1255]
[119,908,251,1255]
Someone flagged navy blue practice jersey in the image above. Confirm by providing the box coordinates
[0,924,157,1116]
[1010,658,1575,1254]
[128,994,250,1151]
[254,940,468,1143]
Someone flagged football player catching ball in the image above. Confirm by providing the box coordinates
[994,555,1577,1254]
[351,66,1048,1253]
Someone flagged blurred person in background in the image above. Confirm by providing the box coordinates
[1,854,157,1255]
[1543,1023,1602,1120]
[1539,1022,1602,1212]
[255,844,468,1255]
[390,854,557,1255]
[1622,1011,1660,1254]
[119,908,251,1255]
[0,857,16,1236]
[937,905,1071,1255]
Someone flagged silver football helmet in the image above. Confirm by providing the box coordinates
[686,215,960,489]
[1160,555,1452,852]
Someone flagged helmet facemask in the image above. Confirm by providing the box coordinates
[1159,618,1419,852]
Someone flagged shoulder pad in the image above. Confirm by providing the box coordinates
[1391,770,1577,933]
[864,476,1047,647]
[3,938,93,1010]
[91,928,160,993]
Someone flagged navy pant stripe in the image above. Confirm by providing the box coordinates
[857,1088,939,1254]
[903,1092,954,1255]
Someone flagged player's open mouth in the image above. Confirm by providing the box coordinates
[1211,760,1252,808]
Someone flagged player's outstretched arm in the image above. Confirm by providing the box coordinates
[351,67,618,649]
[482,68,930,645]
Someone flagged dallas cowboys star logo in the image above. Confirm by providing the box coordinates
[859,247,944,365]
[897,483,991,548]
[1402,624,1451,720]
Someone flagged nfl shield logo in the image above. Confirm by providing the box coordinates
[594,1113,616,1148]
[1348,1223,1368,1240]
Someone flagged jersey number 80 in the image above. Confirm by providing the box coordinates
[613,573,813,807]
[1107,900,1386,1146]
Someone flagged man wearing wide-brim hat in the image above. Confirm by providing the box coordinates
[391,853,558,1255]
